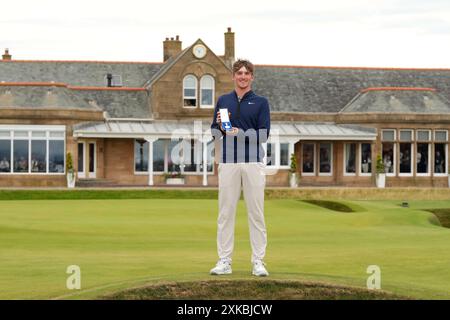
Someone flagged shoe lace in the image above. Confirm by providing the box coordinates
[218,259,231,266]
[254,260,265,268]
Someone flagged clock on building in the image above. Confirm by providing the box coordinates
[193,44,207,59]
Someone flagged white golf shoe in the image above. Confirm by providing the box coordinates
[210,259,232,275]
[252,260,269,277]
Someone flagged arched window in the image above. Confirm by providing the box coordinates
[183,75,197,107]
[200,75,214,108]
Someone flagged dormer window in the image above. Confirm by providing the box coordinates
[183,75,197,107]
[105,74,123,87]
[200,75,214,108]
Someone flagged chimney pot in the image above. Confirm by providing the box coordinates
[163,35,182,62]
[2,48,12,61]
[224,28,235,68]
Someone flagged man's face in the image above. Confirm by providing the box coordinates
[232,66,254,90]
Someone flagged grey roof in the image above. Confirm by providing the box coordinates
[0,85,99,110]
[0,60,163,87]
[75,89,151,118]
[340,88,450,113]
[73,120,377,140]
[253,66,450,113]
[73,120,212,138]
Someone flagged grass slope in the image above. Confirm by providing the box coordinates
[0,198,450,299]
[101,280,409,300]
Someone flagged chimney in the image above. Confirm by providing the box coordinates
[224,27,235,68]
[163,35,182,62]
[2,48,12,61]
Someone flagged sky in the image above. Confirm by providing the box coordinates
[2,0,450,68]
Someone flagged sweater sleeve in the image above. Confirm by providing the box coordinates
[257,98,271,143]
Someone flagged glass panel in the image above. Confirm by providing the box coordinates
[184,76,196,88]
[32,131,46,138]
[302,144,314,173]
[14,131,28,138]
[134,139,148,172]
[201,89,213,105]
[434,143,446,173]
[382,130,395,141]
[49,131,65,138]
[416,143,429,174]
[183,140,199,172]
[89,143,95,173]
[206,140,214,172]
[153,140,165,172]
[400,131,412,141]
[49,140,64,173]
[184,98,197,107]
[201,76,213,88]
[266,143,274,166]
[280,143,289,166]
[0,131,10,138]
[168,140,181,173]
[435,131,448,142]
[382,143,394,173]
[13,140,29,173]
[0,140,11,172]
[78,143,84,172]
[417,131,430,141]
[345,143,356,174]
[399,143,412,173]
[31,140,46,173]
[360,143,372,174]
[319,143,332,173]
[184,88,196,97]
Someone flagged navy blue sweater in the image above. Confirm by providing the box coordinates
[211,90,271,163]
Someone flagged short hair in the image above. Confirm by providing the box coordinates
[232,59,254,75]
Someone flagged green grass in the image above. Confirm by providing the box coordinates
[1,198,450,300]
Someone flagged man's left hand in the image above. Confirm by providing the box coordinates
[225,127,239,136]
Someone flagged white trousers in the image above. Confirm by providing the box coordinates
[217,162,267,263]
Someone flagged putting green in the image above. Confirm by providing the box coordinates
[0,198,449,299]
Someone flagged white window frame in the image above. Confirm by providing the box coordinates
[343,143,357,176]
[434,130,448,142]
[199,75,215,108]
[382,142,396,177]
[416,142,431,177]
[381,129,396,142]
[318,142,333,176]
[433,130,448,176]
[359,143,372,176]
[399,129,414,143]
[399,142,413,177]
[182,75,198,108]
[301,143,316,176]
[134,138,214,175]
[416,130,431,142]
[0,125,66,175]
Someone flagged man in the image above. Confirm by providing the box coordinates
[210,59,271,277]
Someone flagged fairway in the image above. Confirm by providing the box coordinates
[1,198,450,299]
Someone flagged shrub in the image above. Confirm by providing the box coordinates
[376,155,385,174]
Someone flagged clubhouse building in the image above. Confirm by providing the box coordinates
[1,28,450,188]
